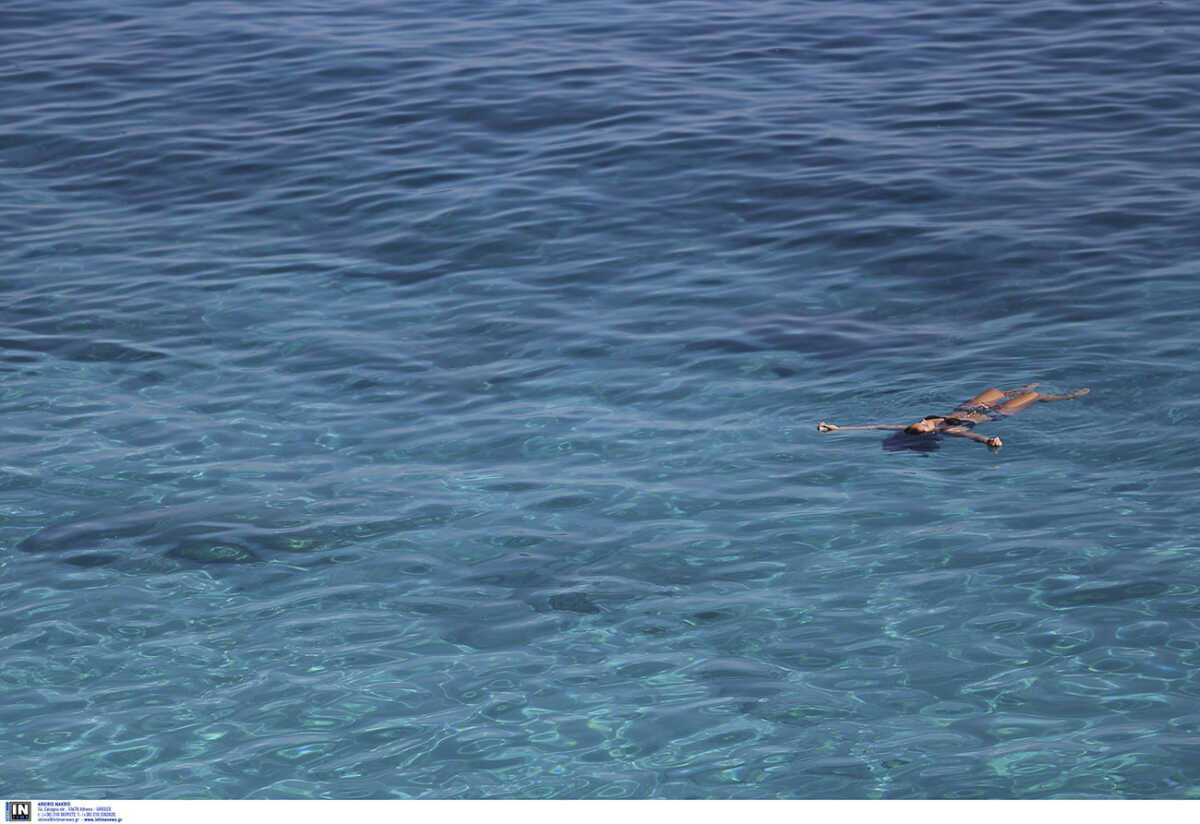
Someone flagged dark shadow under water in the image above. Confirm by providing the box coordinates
[882,431,942,453]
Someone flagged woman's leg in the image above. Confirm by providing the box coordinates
[957,388,1005,409]
[957,383,1040,411]
[1001,382,1039,397]
[1034,388,1090,401]
[993,392,1041,415]
[993,387,1088,416]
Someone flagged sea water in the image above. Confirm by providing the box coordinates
[2,0,1200,799]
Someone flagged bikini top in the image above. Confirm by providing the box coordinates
[924,415,975,428]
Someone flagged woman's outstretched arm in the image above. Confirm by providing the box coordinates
[818,422,906,432]
[943,428,1003,449]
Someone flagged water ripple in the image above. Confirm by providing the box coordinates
[5,0,1200,800]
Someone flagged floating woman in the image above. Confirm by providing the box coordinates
[817,383,1090,451]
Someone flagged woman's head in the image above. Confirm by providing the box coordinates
[904,416,942,435]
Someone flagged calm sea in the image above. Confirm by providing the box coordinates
[3,0,1200,799]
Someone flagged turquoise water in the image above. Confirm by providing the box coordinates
[3,0,1200,799]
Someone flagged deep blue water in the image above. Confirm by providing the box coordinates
[3,0,1200,800]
